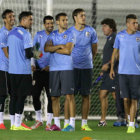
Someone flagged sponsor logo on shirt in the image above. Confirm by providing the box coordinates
[18,29,23,35]
[112,86,116,89]
[63,34,67,39]
[85,32,90,37]
[109,36,112,41]
[136,37,140,42]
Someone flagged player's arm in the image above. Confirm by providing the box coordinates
[2,47,9,58]
[44,40,64,52]
[109,48,119,79]
[55,42,74,55]
[92,43,98,59]
[0,33,9,58]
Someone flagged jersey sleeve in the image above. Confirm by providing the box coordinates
[33,33,38,46]
[0,32,8,48]
[67,31,75,44]
[24,32,33,49]
[113,34,120,49]
[91,28,98,44]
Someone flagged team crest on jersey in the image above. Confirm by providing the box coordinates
[85,32,90,37]
[63,34,67,39]
[136,37,140,42]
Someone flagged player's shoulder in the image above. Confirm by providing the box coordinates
[135,31,140,35]
[116,30,126,38]
[36,30,45,37]
[0,26,8,35]
[85,25,95,31]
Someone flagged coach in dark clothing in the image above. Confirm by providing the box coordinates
[98,18,125,126]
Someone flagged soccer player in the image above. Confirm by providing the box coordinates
[110,14,140,133]
[7,11,42,130]
[69,8,98,131]
[0,9,15,129]
[98,18,125,126]
[44,13,75,131]
[31,16,54,129]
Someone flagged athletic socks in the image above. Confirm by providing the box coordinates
[10,115,15,127]
[128,115,130,121]
[54,117,60,128]
[81,119,87,126]
[69,117,75,128]
[35,110,42,122]
[64,119,70,126]
[14,114,22,127]
[129,122,135,127]
[46,113,53,125]
[0,112,4,124]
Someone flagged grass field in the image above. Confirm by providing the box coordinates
[0,120,140,140]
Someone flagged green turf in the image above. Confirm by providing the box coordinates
[0,120,140,140]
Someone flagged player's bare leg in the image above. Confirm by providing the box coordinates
[123,98,131,122]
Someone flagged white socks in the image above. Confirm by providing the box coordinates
[14,114,22,127]
[129,122,134,127]
[54,117,60,128]
[69,117,75,128]
[64,119,70,126]
[0,112,4,124]
[46,113,53,125]
[35,110,42,122]
[81,119,87,126]
[10,115,15,127]
[128,115,130,121]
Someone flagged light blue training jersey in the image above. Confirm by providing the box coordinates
[8,26,33,74]
[47,29,74,71]
[0,26,10,72]
[113,29,140,75]
[33,30,50,69]
[69,25,98,69]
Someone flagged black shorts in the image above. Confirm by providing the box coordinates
[100,71,118,92]
[49,70,74,96]
[0,70,11,96]
[10,74,32,97]
[74,68,93,95]
[32,70,49,94]
[119,74,140,99]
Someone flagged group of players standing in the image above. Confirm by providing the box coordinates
[0,8,140,134]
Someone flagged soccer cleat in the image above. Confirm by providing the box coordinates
[63,123,69,129]
[21,122,32,130]
[46,124,61,131]
[113,120,126,127]
[62,125,74,132]
[31,120,43,129]
[12,125,32,131]
[135,122,139,128]
[98,121,107,127]
[45,123,51,130]
[81,124,92,131]
[127,126,135,133]
[0,123,6,130]
[10,125,14,130]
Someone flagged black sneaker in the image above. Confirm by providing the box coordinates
[98,121,107,127]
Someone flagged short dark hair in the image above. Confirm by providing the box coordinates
[72,8,85,22]
[43,15,54,24]
[55,13,67,21]
[101,18,117,32]
[126,14,137,23]
[19,11,33,22]
[2,9,14,19]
